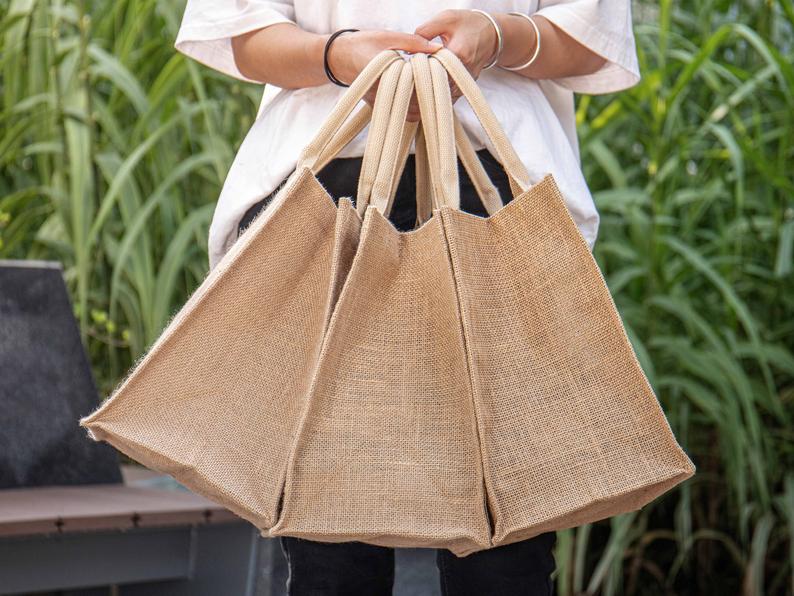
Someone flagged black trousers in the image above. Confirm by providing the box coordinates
[237,149,558,596]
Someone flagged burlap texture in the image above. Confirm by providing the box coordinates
[270,208,492,555]
[440,174,694,547]
[78,50,404,531]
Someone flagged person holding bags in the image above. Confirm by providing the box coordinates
[168,2,645,595]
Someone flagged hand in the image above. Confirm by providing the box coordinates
[326,30,442,121]
[414,9,500,103]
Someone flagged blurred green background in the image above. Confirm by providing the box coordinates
[1,0,792,594]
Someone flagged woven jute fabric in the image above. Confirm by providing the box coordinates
[80,50,695,558]
[79,50,403,531]
[440,174,695,547]
[270,208,492,555]
[79,168,362,531]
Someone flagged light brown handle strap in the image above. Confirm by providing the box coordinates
[375,54,502,221]
[314,104,371,172]
[379,119,419,217]
[430,48,534,196]
[366,59,416,216]
[411,52,460,210]
[311,53,502,221]
[381,114,499,226]
[373,119,431,224]
[309,101,431,220]
[297,49,401,172]
[414,126,432,225]
[316,107,502,224]
[413,115,505,226]
[368,59,497,219]
[356,58,407,210]
[453,117,504,216]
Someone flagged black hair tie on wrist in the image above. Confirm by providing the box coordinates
[324,28,360,87]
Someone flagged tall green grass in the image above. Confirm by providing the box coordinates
[1,0,792,593]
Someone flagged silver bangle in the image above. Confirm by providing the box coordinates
[500,12,541,71]
[469,9,503,70]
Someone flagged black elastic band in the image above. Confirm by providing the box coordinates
[323,29,360,87]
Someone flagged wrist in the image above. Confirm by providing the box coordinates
[469,9,503,70]
[324,29,358,86]
[496,13,540,71]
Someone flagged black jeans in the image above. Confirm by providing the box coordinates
[237,149,558,596]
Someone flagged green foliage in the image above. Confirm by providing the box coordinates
[568,0,794,593]
[0,0,258,384]
[1,0,792,593]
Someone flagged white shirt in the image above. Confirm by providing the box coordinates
[175,0,640,271]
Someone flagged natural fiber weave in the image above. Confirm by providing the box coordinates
[80,49,695,558]
[79,50,405,530]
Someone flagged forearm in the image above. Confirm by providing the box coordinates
[231,25,441,90]
[493,13,607,79]
[231,24,329,88]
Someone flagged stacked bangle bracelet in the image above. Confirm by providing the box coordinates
[324,28,360,87]
[469,9,542,72]
[501,12,541,71]
[469,9,503,69]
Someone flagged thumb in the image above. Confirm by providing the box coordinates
[386,32,442,53]
[414,20,448,43]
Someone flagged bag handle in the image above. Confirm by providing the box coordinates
[313,104,372,173]
[355,58,409,210]
[367,58,464,217]
[430,48,534,197]
[414,125,432,224]
[452,114,505,216]
[315,105,501,223]
[367,55,505,221]
[296,49,402,172]
[364,59,416,217]
[308,56,425,217]
[310,54,504,221]
[411,52,460,210]
[410,98,506,225]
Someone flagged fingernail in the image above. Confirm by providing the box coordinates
[429,42,443,51]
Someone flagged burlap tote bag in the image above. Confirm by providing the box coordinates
[268,51,695,556]
[78,50,427,531]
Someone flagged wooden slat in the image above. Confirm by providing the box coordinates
[0,484,241,537]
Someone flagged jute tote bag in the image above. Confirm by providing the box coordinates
[270,57,507,556]
[78,50,421,531]
[268,51,695,556]
[426,49,696,548]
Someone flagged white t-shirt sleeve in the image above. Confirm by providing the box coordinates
[533,0,640,94]
[174,0,296,83]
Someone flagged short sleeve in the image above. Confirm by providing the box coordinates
[533,0,640,94]
[174,0,296,83]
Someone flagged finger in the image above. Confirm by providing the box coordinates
[414,11,456,41]
[383,32,442,53]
